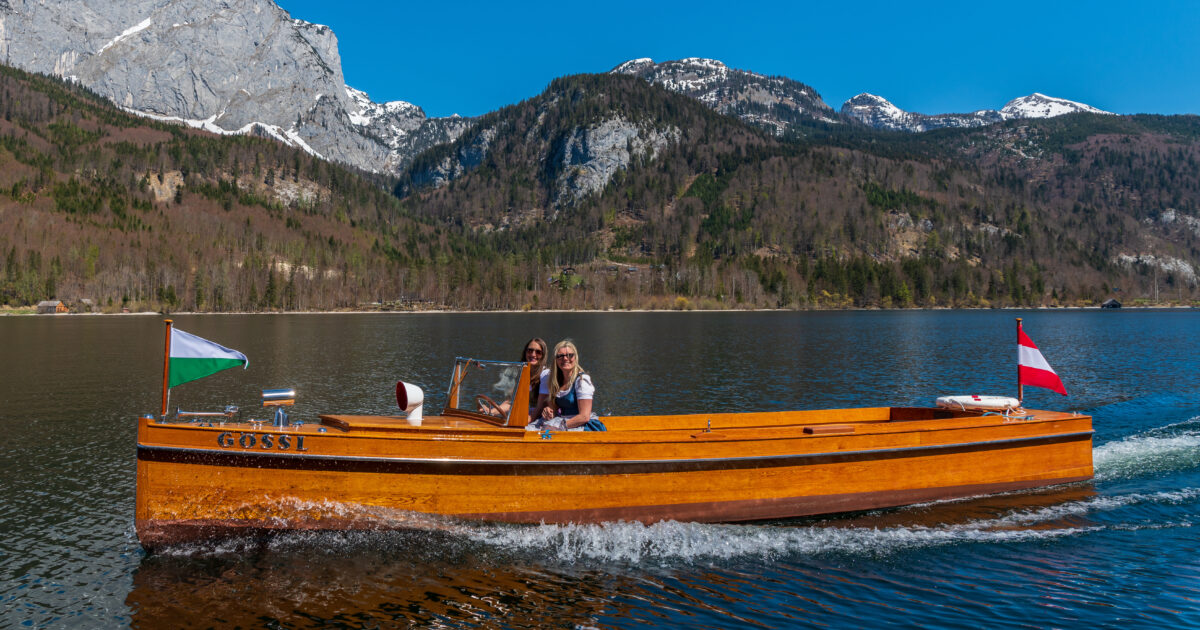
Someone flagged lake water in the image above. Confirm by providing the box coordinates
[2,310,1199,628]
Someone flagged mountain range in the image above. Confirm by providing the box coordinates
[1,1,1110,176]
[840,91,1110,133]
[2,0,1199,313]
[392,72,1200,303]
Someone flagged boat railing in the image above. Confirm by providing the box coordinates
[175,406,238,418]
[171,405,240,422]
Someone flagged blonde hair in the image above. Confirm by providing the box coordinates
[548,339,585,409]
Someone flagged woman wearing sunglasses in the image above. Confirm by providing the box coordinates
[480,338,550,422]
[537,339,605,431]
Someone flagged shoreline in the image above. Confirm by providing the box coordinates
[3,305,1195,316]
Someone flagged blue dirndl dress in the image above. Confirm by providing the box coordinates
[544,374,606,432]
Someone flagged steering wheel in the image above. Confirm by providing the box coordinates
[476,394,503,416]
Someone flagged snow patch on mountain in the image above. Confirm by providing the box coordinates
[1001,93,1111,118]
[612,58,655,74]
[125,107,328,159]
[345,86,422,127]
[97,16,152,55]
[841,93,916,130]
[650,57,730,94]
[338,85,471,172]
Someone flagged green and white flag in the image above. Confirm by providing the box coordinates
[168,328,249,387]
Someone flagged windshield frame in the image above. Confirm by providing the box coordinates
[444,357,527,424]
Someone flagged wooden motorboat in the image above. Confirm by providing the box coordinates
[135,356,1094,550]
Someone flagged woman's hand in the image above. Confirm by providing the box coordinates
[476,395,510,417]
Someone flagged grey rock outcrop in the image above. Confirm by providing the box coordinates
[402,84,683,212]
[0,0,468,173]
[406,125,500,191]
[550,116,679,207]
[406,114,681,211]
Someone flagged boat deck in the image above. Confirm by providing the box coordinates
[316,406,1084,440]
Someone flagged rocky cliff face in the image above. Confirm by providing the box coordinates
[841,92,1110,132]
[550,116,679,208]
[405,125,499,191]
[613,57,838,135]
[402,83,683,212]
[0,0,467,173]
[343,86,473,173]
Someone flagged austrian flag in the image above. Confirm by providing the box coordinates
[1017,323,1067,395]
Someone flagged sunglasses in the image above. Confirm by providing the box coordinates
[526,348,544,355]
[555,352,576,360]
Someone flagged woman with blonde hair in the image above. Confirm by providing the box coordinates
[538,339,605,431]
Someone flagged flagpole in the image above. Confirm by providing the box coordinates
[1015,317,1023,404]
[161,319,173,418]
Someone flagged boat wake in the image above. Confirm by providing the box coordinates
[451,486,1200,564]
[1093,415,1200,481]
[454,519,1094,564]
[149,484,1199,563]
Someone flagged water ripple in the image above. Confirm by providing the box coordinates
[7,312,1200,628]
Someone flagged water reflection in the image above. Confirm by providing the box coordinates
[128,531,622,628]
[811,484,1100,532]
[122,478,1109,627]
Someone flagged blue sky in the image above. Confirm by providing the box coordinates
[276,1,1198,119]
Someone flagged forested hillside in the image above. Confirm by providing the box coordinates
[0,65,478,312]
[3,65,1200,312]
[398,75,1200,309]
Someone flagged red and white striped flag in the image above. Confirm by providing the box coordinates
[1018,323,1067,395]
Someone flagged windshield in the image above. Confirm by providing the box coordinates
[445,358,525,422]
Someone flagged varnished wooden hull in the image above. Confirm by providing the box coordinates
[134,407,1093,550]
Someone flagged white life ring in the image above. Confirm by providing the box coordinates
[936,395,1022,412]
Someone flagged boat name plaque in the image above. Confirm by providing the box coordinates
[216,431,308,452]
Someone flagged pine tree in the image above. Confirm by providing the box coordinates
[264,267,278,309]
